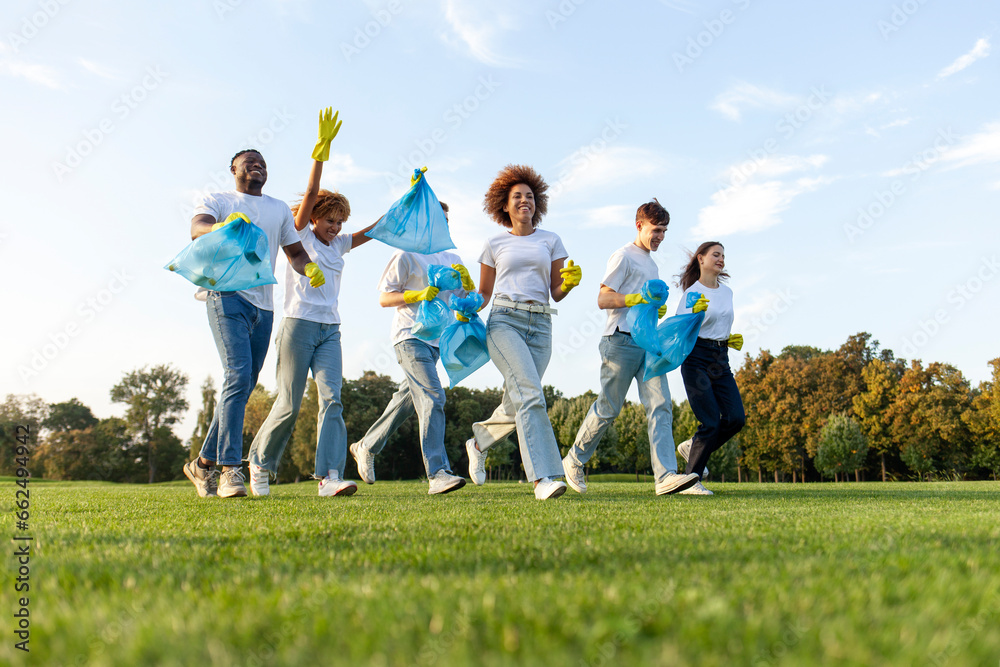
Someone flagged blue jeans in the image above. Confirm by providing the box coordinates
[248,318,346,478]
[473,306,562,482]
[200,291,273,466]
[357,339,451,477]
[567,332,680,483]
[680,339,746,476]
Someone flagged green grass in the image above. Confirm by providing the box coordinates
[5,480,1000,666]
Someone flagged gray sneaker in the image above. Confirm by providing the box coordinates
[350,442,375,484]
[678,481,714,496]
[562,456,587,494]
[218,465,247,498]
[677,439,709,480]
[655,472,700,495]
[183,460,218,498]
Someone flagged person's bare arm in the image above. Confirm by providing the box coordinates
[351,216,382,249]
[190,214,217,240]
[597,284,629,309]
[294,160,323,231]
[378,291,407,308]
[478,264,496,305]
[283,241,313,275]
[550,258,569,302]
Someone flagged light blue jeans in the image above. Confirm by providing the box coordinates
[566,331,680,483]
[200,291,273,466]
[473,306,562,482]
[356,339,451,477]
[248,318,346,478]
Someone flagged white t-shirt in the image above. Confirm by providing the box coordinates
[676,280,734,341]
[193,191,299,311]
[478,229,568,304]
[282,226,352,324]
[378,250,465,347]
[600,242,660,336]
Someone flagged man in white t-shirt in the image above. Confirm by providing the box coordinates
[183,148,325,499]
[350,201,471,495]
[562,200,700,496]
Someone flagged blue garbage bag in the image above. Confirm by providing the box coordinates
[642,291,706,381]
[625,279,669,355]
[439,292,490,387]
[165,213,276,292]
[410,265,463,341]
[366,170,456,254]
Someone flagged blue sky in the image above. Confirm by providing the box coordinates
[3,0,998,439]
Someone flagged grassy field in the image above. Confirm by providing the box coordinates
[4,478,1000,666]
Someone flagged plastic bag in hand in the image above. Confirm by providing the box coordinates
[165,217,275,292]
[624,279,669,355]
[410,265,462,341]
[439,292,490,387]
[642,292,706,381]
[366,172,456,254]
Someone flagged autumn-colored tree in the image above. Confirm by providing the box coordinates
[612,401,652,481]
[188,376,216,458]
[110,365,189,483]
[961,358,1000,479]
[853,359,902,481]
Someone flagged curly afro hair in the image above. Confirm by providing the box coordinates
[483,164,549,228]
[291,189,350,222]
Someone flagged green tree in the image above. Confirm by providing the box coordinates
[671,400,698,448]
[110,364,189,483]
[43,398,98,433]
[0,394,48,476]
[34,417,136,482]
[961,358,1000,479]
[815,413,868,482]
[612,401,651,481]
[853,358,902,481]
[288,379,319,480]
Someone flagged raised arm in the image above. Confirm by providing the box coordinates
[295,107,343,231]
[351,216,382,249]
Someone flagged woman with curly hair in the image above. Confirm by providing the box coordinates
[464,164,582,499]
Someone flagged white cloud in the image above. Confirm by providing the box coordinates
[937,37,990,79]
[0,55,63,89]
[694,155,832,237]
[881,117,912,129]
[78,58,118,80]
[710,82,800,122]
[549,146,666,197]
[441,0,524,68]
[321,153,384,184]
[940,120,1000,169]
[574,204,636,229]
[657,0,698,15]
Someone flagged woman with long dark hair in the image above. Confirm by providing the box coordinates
[675,242,745,495]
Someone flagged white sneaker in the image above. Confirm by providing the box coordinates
[318,470,358,497]
[183,460,218,498]
[655,472,700,495]
[350,442,375,484]
[217,466,247,498]
[428,470,466,495]
[249,463,270,496]
[562,456,587,494]
[678,481,714,496]
[534,477,567,500]
[466,438,487,486]
[677,439,709,479]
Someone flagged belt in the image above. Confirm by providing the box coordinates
[697,337,729,348]
[614,327,631,336]
[492,298,558,315]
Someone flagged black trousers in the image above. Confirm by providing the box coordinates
[680,339,746,477]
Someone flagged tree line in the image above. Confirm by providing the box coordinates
[1,331,997,483]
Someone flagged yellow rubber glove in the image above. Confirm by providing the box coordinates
[623,293,646,308]
[411,166,428,187]
[311,107,342,162]
[211,212,250,232]
[658,304,667,318]
[403,285,440,304]
[304,263,325,288]
[452,264,476,292]
[728,333,744,351]
[692,295,709,314]
[559,260,582,293]
[456,312,470,323]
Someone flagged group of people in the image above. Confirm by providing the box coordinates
[182,108,745,501]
